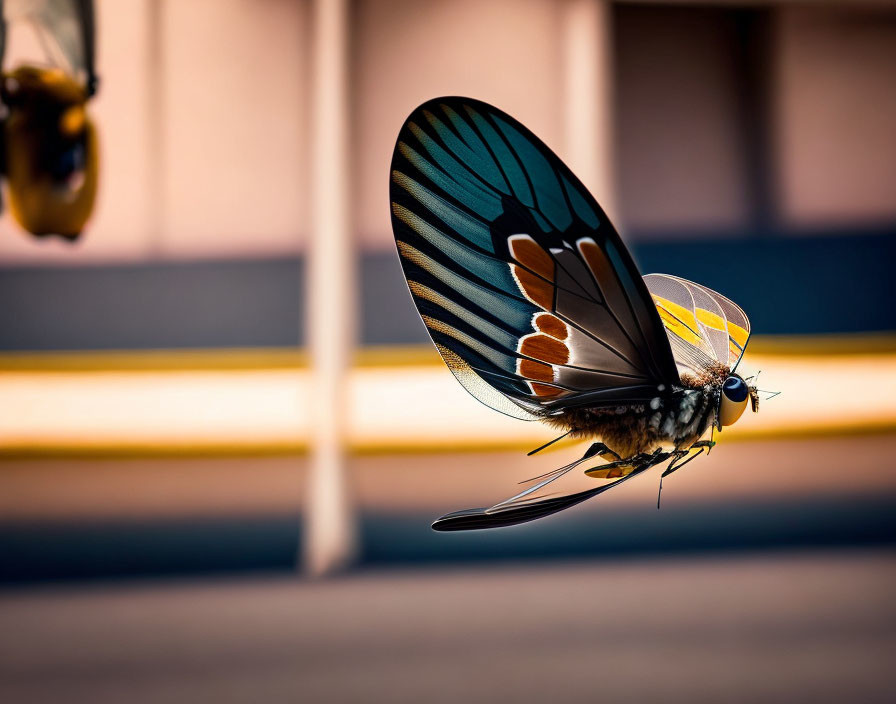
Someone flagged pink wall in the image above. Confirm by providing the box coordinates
[160,0,308,257]
[614,6,750,235]
[1,1,894,265]
[773,5,896,229]
[352,0,565,251]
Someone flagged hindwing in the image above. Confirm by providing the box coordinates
[644,273,751,376]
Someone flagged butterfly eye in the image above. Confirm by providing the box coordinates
[723,376,748,402]
[719,376,749,426]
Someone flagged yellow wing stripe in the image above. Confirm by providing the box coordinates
[655,293,750,365]
[695,306,748,348]
[653,295,702,347]
[728,321,749,347]
[652,295,698,332]
[696,307,726,332]
[698,306,749,359]
[730,340,741,357]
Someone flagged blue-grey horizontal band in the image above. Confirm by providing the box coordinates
[0,226,894,351]
[1,492,894,583]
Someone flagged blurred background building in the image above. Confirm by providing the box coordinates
[0,1,894,702]
[2,0,895,338]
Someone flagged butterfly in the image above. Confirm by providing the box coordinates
[389,97,760,531]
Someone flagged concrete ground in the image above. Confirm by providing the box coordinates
[1,550,894,704]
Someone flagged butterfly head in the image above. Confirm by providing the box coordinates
[718,373,759,427]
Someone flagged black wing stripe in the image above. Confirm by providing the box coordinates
[474,367,577,395]
[407,122,508,207]
[441,104,516,195]
[493,115,573,231]
[396,178,607,306]
[394,205,517,295]
[423,316,518,376]
[411,282,519,353]
[397,241,536,331]
[463,105,535,208]
[397,141,503,221]
[576,239,644,344]
[393,170,494,253]
[421,109,511,195]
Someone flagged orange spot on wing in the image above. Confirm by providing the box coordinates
[518,355,562,398]
[534,313,568,340]
[530,382,562,398]
[512,265,554,309]
[521,334,569,365]
[518,358,554,382]
[578,239,612,285]
[509,236,554,280]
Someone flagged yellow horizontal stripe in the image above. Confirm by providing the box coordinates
[652,294,702,339]
[654,303,702,346]
[0,345,441,372]
[657,308,702,347]
[652,295,698,331]
[746,333,896,356]
[695,307,726,332]
[1,421,893,460]
[0,347,308,372]
[728,321,750,347]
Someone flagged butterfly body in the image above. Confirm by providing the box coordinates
[547,362,728,459]
[389,97,760,530]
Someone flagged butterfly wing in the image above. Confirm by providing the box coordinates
[431,454,658,531]
[390,97,679,419]
[693,280,751,370]
[644,274,752,376]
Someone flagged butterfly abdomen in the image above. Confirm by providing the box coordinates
[547,383,719,458]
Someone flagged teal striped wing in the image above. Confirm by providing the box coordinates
[390,97,679,420]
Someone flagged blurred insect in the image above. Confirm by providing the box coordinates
[390,97,766,531]
[0,0,99,240]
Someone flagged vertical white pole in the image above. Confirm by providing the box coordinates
[304,0,356,576]
[146,0,165,256]
[561,0,616,222]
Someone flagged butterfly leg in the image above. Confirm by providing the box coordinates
[690,440,716,452]
[657,447,703,508]
[660,440,714,478]
[661,447,706,479]
[582,442,622,462]
[518,441,622,486]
